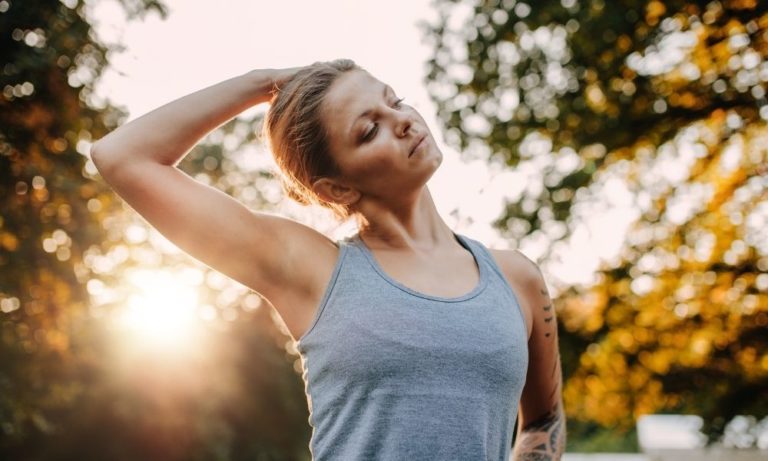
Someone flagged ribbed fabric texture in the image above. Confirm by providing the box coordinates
[295,233,529,461]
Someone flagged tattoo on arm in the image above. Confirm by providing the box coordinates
[513,403,566,461]
[518,356,565,460]
[514,283,565,460]
[543,309,554,337]
[540,287,554,337]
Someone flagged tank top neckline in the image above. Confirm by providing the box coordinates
[349,232,489,303]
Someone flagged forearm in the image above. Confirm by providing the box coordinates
[91,69,276,168]
[513,402,566,461]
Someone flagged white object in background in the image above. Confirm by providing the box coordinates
[637,414,708,451]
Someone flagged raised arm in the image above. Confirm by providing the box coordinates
[490,249,566,460]
[90,68,338,339]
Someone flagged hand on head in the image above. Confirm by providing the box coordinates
[268,66,305,100]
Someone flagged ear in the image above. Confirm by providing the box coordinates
[312,177,361,207]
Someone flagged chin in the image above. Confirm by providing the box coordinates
[430,149,443,169]
[420,151,443,183]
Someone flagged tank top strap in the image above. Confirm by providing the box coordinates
[454,234,528,324]
[296,237,352,344]
[452,233,507,282]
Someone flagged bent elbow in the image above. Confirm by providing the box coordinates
[90,140,107,167]
[90,140,122,180]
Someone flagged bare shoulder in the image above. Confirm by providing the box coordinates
[487,248,550,338]
[488,248,545,286]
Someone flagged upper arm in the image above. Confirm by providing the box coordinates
[90,150,336,305]
[490,249,563,427]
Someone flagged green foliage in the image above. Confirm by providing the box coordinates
[1,1,311,459]
[566,422,639,453]
[2,0,163,447]
[426,0,768,448]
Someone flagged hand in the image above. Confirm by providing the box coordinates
[267,66,304,97]
[243,67,304,104]
[272,67,304,91]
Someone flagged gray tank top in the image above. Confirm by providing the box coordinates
[295,233,529,460]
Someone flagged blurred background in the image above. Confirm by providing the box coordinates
[1,0,767,459]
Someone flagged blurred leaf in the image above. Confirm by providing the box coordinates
[427,0,768,446]
[0,1,311,459]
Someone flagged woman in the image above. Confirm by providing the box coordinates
[91,59,565,460]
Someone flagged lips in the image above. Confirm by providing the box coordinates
[409,134,426,157]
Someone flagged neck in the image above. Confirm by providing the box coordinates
[354,187,455,250]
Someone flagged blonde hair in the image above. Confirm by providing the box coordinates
[263,59,360,220]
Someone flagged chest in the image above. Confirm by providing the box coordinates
[368,248,480,299]
[301,276,529,397]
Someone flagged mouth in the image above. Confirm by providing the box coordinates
[408,134,426,157]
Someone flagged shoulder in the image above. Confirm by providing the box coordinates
[487,248,551,339]
[488,248,545,286]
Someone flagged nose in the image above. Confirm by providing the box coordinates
[394,110,412,138]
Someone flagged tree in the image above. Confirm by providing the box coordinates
[1,1,312,458]
[1,0,165,451]
[425,0,768,447]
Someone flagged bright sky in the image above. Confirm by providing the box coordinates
[89,0,635,288]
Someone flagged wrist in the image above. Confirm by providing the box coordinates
[244,69,282,105]
[253,67,304,101]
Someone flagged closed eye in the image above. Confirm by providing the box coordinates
[360,97,406,143]
[362,123,378,142]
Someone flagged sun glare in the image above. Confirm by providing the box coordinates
[116,269,201,350]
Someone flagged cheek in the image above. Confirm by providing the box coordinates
[356,142,399,173]
[341,149,399,191]
[348,155,390,183]
[374,142,400,162]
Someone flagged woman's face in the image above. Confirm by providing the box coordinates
[319,69,442,206]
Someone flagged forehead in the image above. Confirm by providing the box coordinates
[322,70,387,145]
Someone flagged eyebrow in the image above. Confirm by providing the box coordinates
[348,83,392,140]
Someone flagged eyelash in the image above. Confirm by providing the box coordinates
[361,97,406,142]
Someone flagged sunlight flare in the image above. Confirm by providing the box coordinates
[116,269,201,350]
